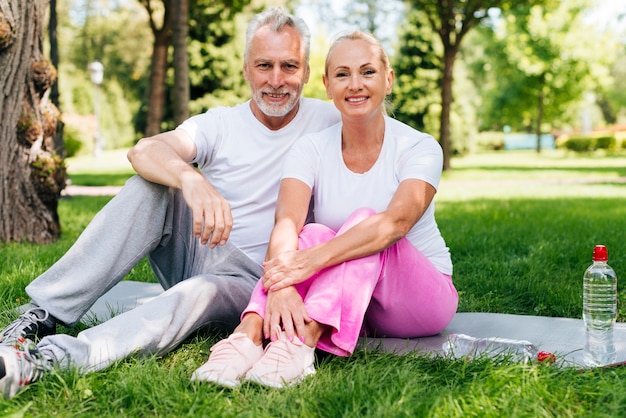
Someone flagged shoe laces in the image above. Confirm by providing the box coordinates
[12,337,50,387]
[0,308,50,345]
[260,333,301,370]
[209,335,248,362]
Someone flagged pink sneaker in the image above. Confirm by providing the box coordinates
[244,332,316,388]
[191,333,263,388]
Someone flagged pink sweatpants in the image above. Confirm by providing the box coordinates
[242,208,458,357]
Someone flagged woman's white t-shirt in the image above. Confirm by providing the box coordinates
[176,98,340,264]
[282,116,452,275]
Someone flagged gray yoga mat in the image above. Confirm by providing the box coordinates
[85,281,626,369]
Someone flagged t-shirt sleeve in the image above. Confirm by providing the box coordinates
[176,110,221,167]
[281,135,318,189]
[397,135,443,190]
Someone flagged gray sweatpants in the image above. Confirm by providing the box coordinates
[26,175,262,372]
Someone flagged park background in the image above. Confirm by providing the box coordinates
[2,0,626,416]
[53,0,626,162]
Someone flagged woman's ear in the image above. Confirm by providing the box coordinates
[323,74,332,100]
[386,69,395,95]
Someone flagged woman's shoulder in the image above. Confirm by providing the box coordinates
[386,117,439,149]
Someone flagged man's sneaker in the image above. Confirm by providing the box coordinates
[191,333,263,388]
[0,337,52,399]
[244,331,316,388]
[0,307,56,346]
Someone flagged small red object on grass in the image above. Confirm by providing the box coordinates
[537,351,556,363]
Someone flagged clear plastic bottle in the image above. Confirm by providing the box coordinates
[442,334,543,363]
[583,244,618,367]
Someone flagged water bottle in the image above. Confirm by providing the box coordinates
[442,334,554,364]
[583,244,618,367]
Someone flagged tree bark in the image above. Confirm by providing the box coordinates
[172,0,189,126]
[143,0,172,137]
[440,46,456,171]
[535,78,545,153]
[0,0,65,243]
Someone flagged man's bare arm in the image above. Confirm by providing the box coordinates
[127,130,233,247]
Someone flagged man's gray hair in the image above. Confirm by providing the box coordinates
[244,7,311,65]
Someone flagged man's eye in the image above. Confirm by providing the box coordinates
[283,64,298,72]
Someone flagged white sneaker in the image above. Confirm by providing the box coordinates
[244,331,316,388]
[191,333,263,388]
[0,338,52,399]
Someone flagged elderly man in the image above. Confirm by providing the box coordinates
[0,7,339,399]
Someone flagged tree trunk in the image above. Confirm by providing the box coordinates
[0,0,65,243]
[439,47,456,171]
[535,82,545,153]
[143,0,172,137]
[172,0,189,126]
[48,0,58,108]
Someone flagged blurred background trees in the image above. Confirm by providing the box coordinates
[1,0,625,242]
[52,0,626,160]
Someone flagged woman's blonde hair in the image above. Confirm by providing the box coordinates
[324,31,391,77]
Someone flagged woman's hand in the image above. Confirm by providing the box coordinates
[262,249,315,292]
[264,286,311,343]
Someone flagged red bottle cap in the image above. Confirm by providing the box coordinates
[592,245,608,262]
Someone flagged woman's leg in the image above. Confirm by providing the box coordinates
[363,237,458,338]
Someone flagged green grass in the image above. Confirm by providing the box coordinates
[2,150,626,416]
[65,149,135,187]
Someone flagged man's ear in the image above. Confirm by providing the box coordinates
[243,62,249,81]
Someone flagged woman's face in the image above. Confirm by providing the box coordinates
[323,39,393,119]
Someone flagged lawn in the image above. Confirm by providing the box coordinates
[1,149,626,417]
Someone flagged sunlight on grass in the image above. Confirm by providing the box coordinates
[439,151,626,200]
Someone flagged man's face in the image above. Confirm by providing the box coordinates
[244,25,310,130]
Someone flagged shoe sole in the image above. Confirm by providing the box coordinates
[191,371,240,388]
[244,364,316,389]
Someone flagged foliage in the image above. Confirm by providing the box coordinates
[558,133,619,153]
[55,0,152,148]
[62,125,84,158]
[464,0,618,134]
[391,6,441,133]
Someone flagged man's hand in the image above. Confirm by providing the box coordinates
[264,286,310,343]
[180,172,233,247]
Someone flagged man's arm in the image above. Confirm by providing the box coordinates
[127,130,233,247]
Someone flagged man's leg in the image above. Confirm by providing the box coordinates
[25,176,171,327]
[39,265,259,372]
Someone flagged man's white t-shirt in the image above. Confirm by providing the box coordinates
[176,98,340,264]
[282,116,452,275]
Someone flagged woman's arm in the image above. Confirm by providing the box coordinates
[262,178,436,291]
[262,178,314,341]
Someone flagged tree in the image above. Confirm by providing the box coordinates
[140,0,172,137]
[392,7,441,133]
[172,0,189,126]
[410,0,511,170]
[466,0,615,149]
[0,0,65,243]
